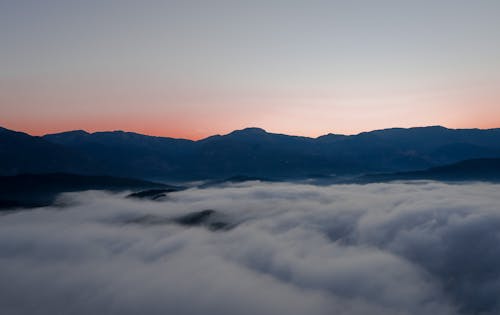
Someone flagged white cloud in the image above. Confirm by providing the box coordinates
[1,181,499,314]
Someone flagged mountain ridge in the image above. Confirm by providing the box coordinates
[0,172,167,209]
[39,125,500,141]
[2,125,500,180]
[359,158,500,183]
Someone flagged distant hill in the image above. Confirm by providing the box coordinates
[1,125,500,180]
[42,129,195,178]
[0,173,166,209]
[0,127,100,175]
[360,158,500,182]
[197,175,274,188]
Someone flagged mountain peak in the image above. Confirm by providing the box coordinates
[316,133,346,141]
[45,130,90,137]
[229,127,268,136]
[66,130,90,135]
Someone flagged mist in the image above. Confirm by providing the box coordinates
[1,181,499,315]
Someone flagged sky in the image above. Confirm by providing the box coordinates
[1,0,500,139]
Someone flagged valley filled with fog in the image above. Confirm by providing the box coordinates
[1,181,499,315]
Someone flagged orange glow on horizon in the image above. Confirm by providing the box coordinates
[2,68,500,140]
[3,117,500,141]
[2,78,499,140]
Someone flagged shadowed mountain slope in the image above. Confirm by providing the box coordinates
[360,158,500,183]
[1,125,499,180]
[0,173,166,209]
[0,127,100,175]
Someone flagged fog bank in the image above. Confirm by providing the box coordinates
[1,181,499,315]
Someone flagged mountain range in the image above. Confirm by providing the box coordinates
[359,158,500,183]
[2,125,500,180]
[0,173,166,209]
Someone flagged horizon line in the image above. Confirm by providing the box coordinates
[2,124,500,141]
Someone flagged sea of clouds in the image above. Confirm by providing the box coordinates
[1,181,500,315]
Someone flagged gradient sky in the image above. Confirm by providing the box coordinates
[1,0,500,139]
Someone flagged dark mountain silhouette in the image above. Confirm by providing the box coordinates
[197,175,274,188]
[0,127,100,175]
[360,158,500,183]
[0,173,166,210]
[1,125,500,180]
[42,129,195,178]
[127,187,185,200]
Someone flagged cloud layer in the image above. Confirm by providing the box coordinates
[1,181,499,315]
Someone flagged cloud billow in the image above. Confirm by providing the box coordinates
[0,181,499,315]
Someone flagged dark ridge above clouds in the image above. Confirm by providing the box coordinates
[2,125,500,180]
[360,158,500,183]
[39,125,500,141]
[0,173,166,209]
